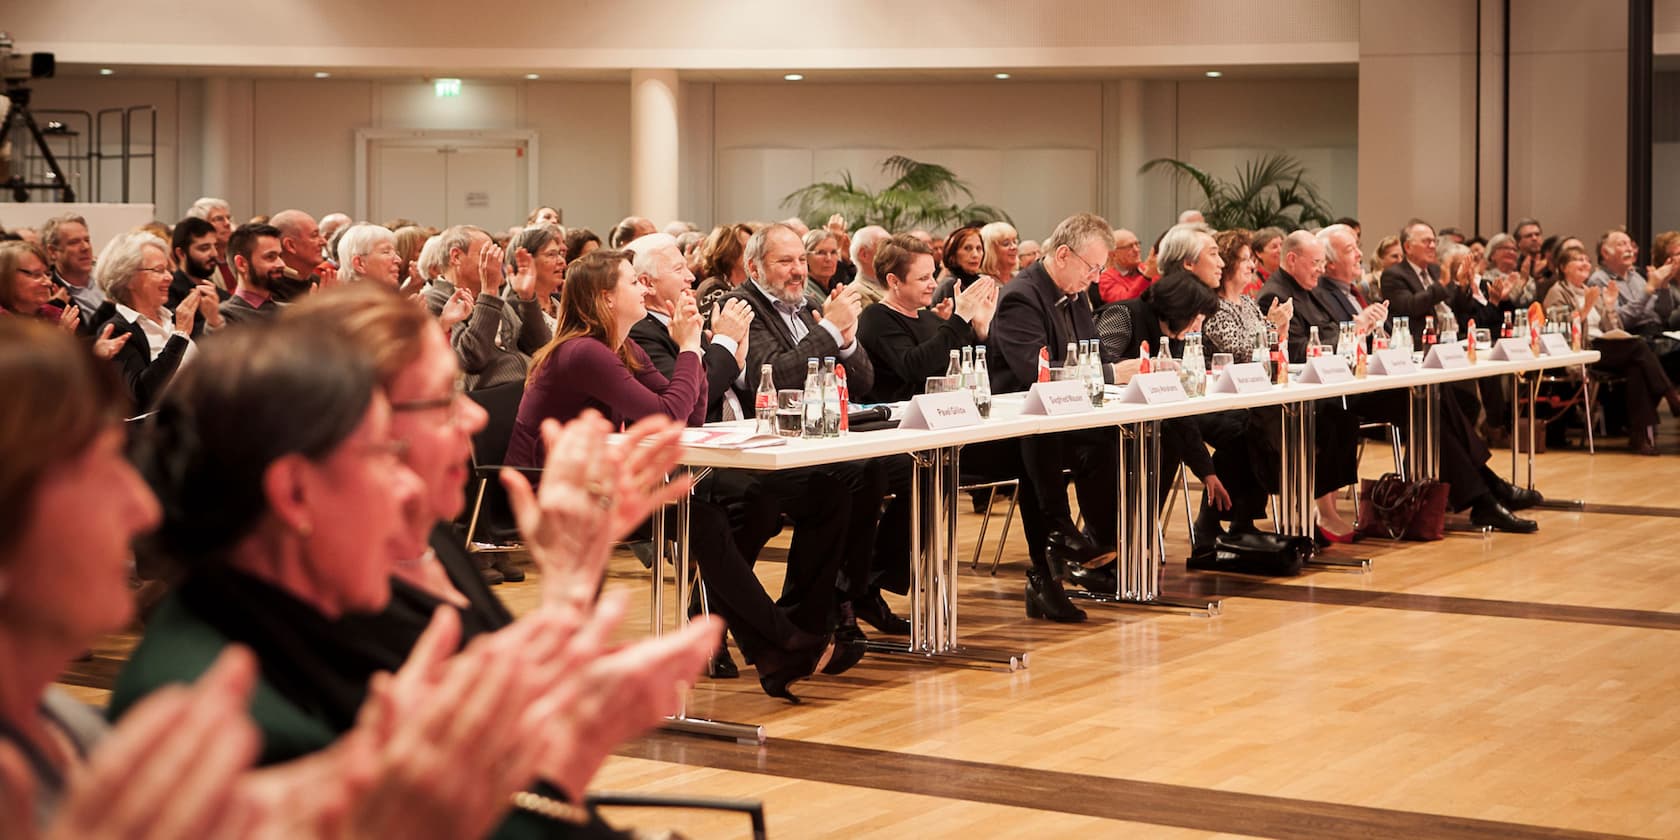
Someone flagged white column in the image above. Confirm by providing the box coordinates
[199,77,255,216]
[630,69,680,226]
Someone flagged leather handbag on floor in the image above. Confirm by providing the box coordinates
[1188,531,1313,577]
[1356,472,1449,541]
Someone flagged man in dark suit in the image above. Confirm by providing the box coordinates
[169,216,231,335]
[1275,226,1542,533]
[627,234,753,423]
[1257,231,1341,362]
[721,224,912,637]
[987,213,1123,618]
[1381,219,1452,329]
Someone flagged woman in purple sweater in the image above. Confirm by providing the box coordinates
[508,250,861,701]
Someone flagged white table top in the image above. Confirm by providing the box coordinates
[676,349,1599,470]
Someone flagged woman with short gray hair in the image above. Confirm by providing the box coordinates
[93,231,222,409]
[336,223,401,286]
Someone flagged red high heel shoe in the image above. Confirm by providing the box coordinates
[1316,524,1359,545]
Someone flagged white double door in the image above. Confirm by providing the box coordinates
[366,134,532,230]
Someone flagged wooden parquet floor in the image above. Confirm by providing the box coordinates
[59,432,1680,839]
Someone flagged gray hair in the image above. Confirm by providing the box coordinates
[1315,223,1356,252]
[506,223,564,271]
[336,223,397,282]
[185,197,230,220]
[674,230,704,255]
[662,220,698,237]
[416,234,448,282]
[802,228,837,252]
[744,223,803,281]
[1043,213,1116,255]
[437,224,488,278]
[95,231,169,305]
[40,213,89,250]
[625,232,679,277]
[1280,230,1319,260]
[1156,223,1214,274]
[1486,232,1516,253]
[849,225,890,266]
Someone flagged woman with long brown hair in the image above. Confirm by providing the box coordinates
[511,250,862,701]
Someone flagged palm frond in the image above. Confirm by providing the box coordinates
[1140,158,1224,206]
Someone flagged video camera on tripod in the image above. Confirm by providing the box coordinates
[0,32,72,202]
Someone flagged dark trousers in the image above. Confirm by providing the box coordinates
[1249,401,1359,500]
[1020,428,1120,547]
[1593,338,1675,430]
[1350,388,1493,510]
[701,467,860,639]
[638,497,815,662]
[1160,411,1266,525]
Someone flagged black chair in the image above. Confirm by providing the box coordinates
[584,793,767,840]
[461,381,529,552]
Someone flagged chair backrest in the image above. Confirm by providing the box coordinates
[466,381,525,468]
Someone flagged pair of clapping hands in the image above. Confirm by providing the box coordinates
[2,413,719,840]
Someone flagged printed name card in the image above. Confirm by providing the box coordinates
[1538,333,1574,356]
[1423,342,1472,369]
[1489,337,1536,361]
[1367,348,1419,375]
[898,390,982,430]
[1297,355,1356,384]
[1118,371,1189,405]
[1022,380,1093,416]
[1210,362,1273,395]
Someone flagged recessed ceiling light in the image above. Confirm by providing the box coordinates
[783,73,803,81]
[314,71,331,79]
[1205,70,1223,78]
[99,68,114,76]
[525,73,540,80]
[994,72,1011,80]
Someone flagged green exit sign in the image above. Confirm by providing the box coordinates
[434,78,462,97]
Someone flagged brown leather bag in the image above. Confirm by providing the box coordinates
[1356,473,1449,541]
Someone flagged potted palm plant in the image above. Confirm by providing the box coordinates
[782,155,1010,231]
[1141,153,1335,230]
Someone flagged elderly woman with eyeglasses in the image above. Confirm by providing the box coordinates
[337,223,403,287]
[91,231,223,410]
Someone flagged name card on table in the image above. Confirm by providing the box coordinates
[1367,348,1419,375]
[1423,342,1472,369]
[898,391,982,430]
[1489,337,1536,361]
[1297,355,1356,384]
[1118,371,1189,405]
[1209,362,1273,395]
[1022,380,1093,415]
[1538,333,1574,356]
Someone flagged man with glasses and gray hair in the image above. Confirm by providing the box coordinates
[987,212,1123,622]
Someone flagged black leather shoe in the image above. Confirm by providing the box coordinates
[491,556,525,583]
[1046,522,1103,567]
[1025,570,1086,622]
[1056,557,1117,593]
[820,639,867,676]
[1470,500,1538,533]
[1490,479,1544,511]
[756,634,831,704]
[834,601,869,644]
[706,644,739,679]
[852,589,911,635]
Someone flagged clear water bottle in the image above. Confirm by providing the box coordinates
[1084,339,1104,406]
[1180,331,1206,397]
[974,346,993,418]
[754,364,776,435]
[945,348,962,383]
[961,345,975,393]
[801,358,823,437]
[821,357,840,437]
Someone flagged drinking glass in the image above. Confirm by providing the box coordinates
[775,389,804,438]
[925,374,959,393]
[1210,353,1233,375]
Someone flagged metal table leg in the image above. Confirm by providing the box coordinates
[866,447,1028,671]
[1071,421,1220,615]
[654,472,766,745]
[1279,400,1368,570]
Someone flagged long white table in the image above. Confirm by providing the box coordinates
[654,348,1599,741]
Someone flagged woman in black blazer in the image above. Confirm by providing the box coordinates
[93,231,223,409]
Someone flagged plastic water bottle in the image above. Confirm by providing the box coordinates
[973,347,993,418]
